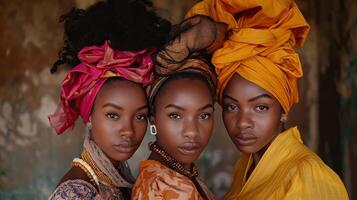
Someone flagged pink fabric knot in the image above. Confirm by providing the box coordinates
[49,41,156,134]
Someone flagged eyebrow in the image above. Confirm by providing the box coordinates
[223,94,272,102]
[103,103,148,111]
[164,104,184,111]
[199,104,214,110]
[222,95,237,102]
[164,103,213,111]
[136,105,149,111]
[103,103,123,110]
[248,94,272,102]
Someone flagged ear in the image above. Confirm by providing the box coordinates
[149,115,156,124]
[280,113,288,123]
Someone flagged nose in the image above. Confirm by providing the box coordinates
[236,111,253,131]
[119,118,135,138]
[182,118,199,139]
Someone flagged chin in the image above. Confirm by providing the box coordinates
[177,155,199,165]
[236,145,258,155]
[111,152,134,162]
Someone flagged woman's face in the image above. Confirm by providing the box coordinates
[91,79,148,166]
[152,78,214,168]
[222,74,284,156]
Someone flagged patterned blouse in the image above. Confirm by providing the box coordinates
[49,178,130,200]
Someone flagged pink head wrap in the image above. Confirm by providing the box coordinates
[49,41,155,134]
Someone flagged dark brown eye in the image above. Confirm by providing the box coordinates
[224,104,238,112]
[168,113,181,120]
[199,113,211,120]
[256,105,269,112]
[135,114,147,121]
[106,112,119,120]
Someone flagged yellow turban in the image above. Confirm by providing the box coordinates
[186,0,309,113]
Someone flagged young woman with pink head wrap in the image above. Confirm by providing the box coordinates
[48,0,170,199]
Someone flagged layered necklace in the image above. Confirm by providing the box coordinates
[149,142,209,200]
[71,149,116,189]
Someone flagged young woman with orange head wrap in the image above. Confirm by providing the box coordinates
[187,0,349,199]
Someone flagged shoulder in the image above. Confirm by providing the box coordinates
[49,179,98,200]
[297,156,345,184]
[284,155,349,199]
[290,152,341,182]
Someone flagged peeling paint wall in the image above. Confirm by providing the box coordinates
[0,0,83,199]
[0,0,355,199]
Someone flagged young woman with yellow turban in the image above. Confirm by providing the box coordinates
[187,0,349,199]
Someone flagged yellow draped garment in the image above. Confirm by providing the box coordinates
[132,160,214,200]
[186,0,310,113]
[224,127,349,200]
[186,1,349,199]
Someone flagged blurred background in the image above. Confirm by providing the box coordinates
[0,0,356,199]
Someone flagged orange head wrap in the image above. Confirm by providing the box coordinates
[186,0,309,113]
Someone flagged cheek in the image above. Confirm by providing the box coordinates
[222,112,236,133]
[133,121,148,140]
[200,122,214,144]
[91,117,111,143]
[91,126,111,149]
[255,114,281,138]
[155,113,182,134]
[201,118,214,135]
[156,125,181,153]
[155,117,183,147]
[157,121,182,139]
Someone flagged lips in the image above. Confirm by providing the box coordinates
[112,141,137,153]
[177,142,201,156]
[234,135,257,146]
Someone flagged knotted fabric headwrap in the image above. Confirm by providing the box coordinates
[146,15,227,105]
[49,41,156,134]
[186,0,310,113]
[147,59,217,106]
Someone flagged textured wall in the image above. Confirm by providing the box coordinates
[0,1,82,199]
[0,0,355,199]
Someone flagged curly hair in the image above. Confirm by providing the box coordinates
[51,0,171,73]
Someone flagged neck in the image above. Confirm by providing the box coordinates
[252,139,272,166]
[108,156,120,168]
[252,128,284,166]
[182,163,191,171]
[252,144,268,166]
[148,151,162,163]
[149,152,191,171]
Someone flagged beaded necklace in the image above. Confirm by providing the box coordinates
[150,142,199,178]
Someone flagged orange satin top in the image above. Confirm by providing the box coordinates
[132,160,214,200]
